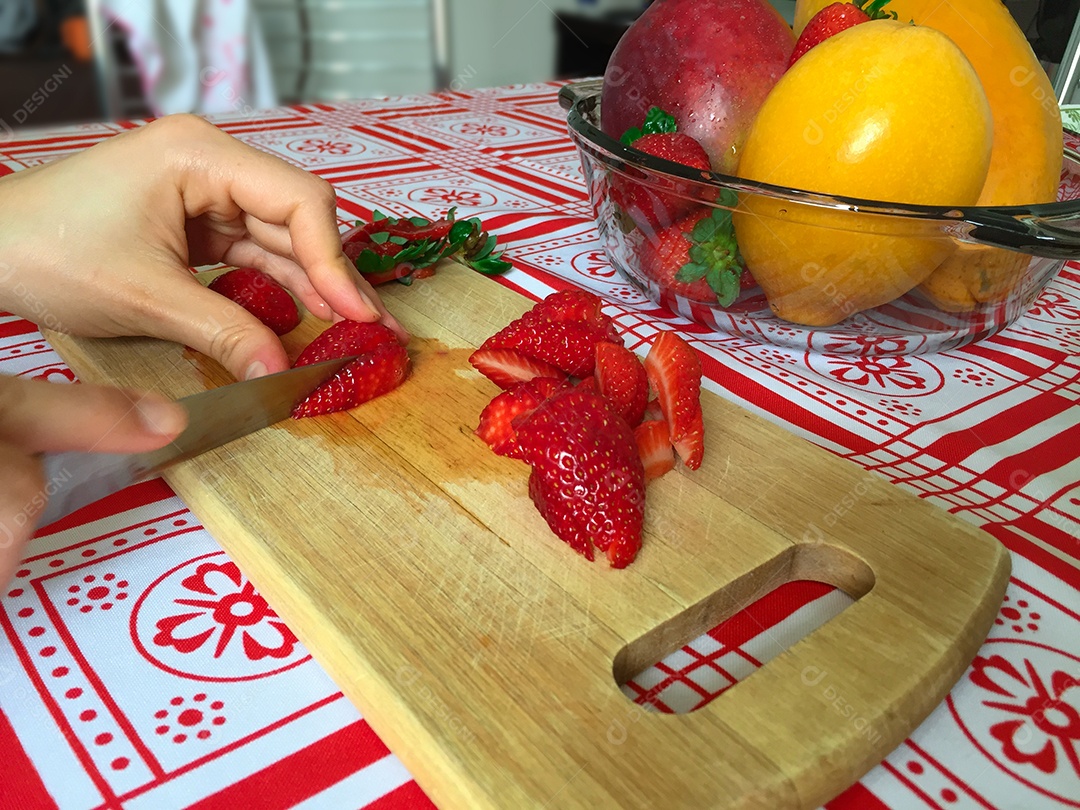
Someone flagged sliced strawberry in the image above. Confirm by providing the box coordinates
[479,318,619,378]
[644,331,704,470]
[528,470,595,561]
[594,342,648,427]
[575,375,599,394]
[294,319,397,366]
[522,289,619,339]
[634,419,676,483]
[638,207,746,307]
[292,342,409,418]
[515,387,645,568]
[475,377,569,458]
[469,347,565,390]
[642,398,664,423]
[291,320,409,418]
[789,1,895,67]
[208,267,300,336]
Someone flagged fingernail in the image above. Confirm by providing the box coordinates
[136,397,187,437]
[388,315,410,344]
[245,361,268,380]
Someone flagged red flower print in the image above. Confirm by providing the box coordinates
[291,138,353,155]
[457,122,509,137]
[153,562,298,661]
[1028,290,1080,321]
[825,355,928,391]
[822,334,911,356]
[971,654,1080,778]
[417,187,484,206]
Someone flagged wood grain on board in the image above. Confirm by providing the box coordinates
[47,262,1010,809]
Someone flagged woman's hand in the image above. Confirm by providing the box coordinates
[0,375,186,586]
[0,114,407,382]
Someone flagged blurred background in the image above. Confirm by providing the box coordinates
[0,0,1078,132]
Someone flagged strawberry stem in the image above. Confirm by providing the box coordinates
[855,0,896,20]
[346,208,512,283]
[620,107,678,147]
[674,206,744,307]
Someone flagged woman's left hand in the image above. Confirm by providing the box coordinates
[0,114,407,382]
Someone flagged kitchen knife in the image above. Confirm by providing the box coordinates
[36,356,355,526]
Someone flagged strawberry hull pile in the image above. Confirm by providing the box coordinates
[341,208,511,286]
[470,289,705,569]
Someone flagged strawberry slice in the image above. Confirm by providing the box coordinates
[522,289,619,340]
[475,377,569,458]
[594,342,648,427]
[469,347,565,390]
[291,320,409,418]
[478,318,619,378]
[642,398,664,423]
[515,387,645,568]
[208,267,300,336]
[527,470,595,561]
[634,419,676,483]
[294,319,397,366]
[789,0,895,67]
[644,331,704,470]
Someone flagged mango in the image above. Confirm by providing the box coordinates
[732,20,993,326]
[794,0,1064,310]
[601,0,794,174]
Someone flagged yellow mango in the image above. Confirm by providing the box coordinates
[794,0,1064,309]
[732,20,992,326]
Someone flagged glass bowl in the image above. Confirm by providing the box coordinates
[561,79,1080,355]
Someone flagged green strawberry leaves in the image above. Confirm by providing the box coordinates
[674,205,744,307]
[855,0,897,20]
[620,107,678,147]
[443,212,514,275]
[348,207,512,284]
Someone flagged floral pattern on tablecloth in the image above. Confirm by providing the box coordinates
[0,84,1076,809]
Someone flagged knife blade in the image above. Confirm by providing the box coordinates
[37,356,355,526]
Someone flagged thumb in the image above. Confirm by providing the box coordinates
[154,278,291,381]
[0,375,188,454]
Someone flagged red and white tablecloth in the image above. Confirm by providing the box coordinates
[0,83,1077,809]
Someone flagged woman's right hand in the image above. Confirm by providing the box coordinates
[0,375,186,587]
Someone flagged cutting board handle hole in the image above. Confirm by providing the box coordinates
[611,543,874,706]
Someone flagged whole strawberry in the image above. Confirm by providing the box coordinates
[208,267,300,336]
[515,387,645,568]
[789,0,895,67]
[638,206,747,306]
[612,107,714,230]
[291,320,409,418]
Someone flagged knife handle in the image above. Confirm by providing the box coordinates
[36,451,149,528]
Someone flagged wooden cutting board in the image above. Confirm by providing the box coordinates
[47,263,1009,809]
